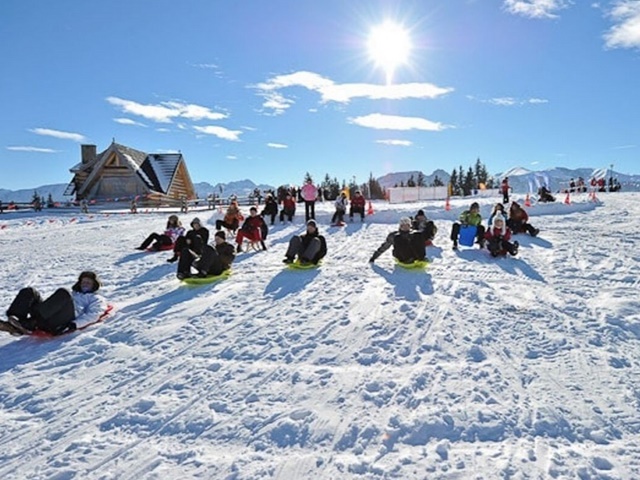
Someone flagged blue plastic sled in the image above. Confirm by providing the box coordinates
[459,225,478,247]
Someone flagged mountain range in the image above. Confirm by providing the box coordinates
[1,168,638,203]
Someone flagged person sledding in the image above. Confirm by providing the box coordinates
[279,192,296,223]
[177,231,235,279]
[136,214,185,251]
[487,203,507,228]
[261,194,279,226]
[450,202,486,250]
[411,209,437,245]
[349,190,366,222]
[282,219,327,266]
[331,192,348,225]
[485,216,519,257]
[369,217,427,265]
[537,185,555,203]
[235,206,268,252]
[507,202,539,236]
[2,271,107,336]
[215,200,243,233]
[167,217,209,263]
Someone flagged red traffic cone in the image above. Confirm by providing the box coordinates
[445,197,451,211]
[524,193,531,207]
[367,200,374,215]
[564,192,571,205]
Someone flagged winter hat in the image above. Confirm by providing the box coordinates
[492,215,507,235]
[72,271,101,293]
[470,202,480,210]
[399,217,412,229]
[190,217,201,227]
[417,209,425,217]
[306,219,317,228]
[215,230,226,240]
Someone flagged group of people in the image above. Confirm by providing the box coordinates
[2,196,541,337]
[450,201,539,257]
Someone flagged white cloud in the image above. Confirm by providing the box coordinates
[255,71,453,114]
[349,113,450,131]
[470,95,549,106]
[267,143,288,149]
[613,144,636,149]
[7,146,58,153]
[194,125,242,141]
[604,1,640,49]
[227,155,238,160]
[106,97,227,123]
[30,128,86,142]
[156,128,171,133]
[376,139,413,146]
[114,118,147,127]
[503,0,572,18]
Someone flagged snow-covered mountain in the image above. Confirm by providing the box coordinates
[194,179,275,199]
[0,183,74,204]
[377,169,450,189]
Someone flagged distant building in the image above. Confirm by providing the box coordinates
[65,142,196,202]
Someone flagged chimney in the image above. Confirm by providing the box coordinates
[81,144,97,164]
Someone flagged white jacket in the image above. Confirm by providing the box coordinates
[72,291,108,328]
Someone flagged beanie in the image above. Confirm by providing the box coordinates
[399,217,412,228]
[215,230,226,240]
[306,219,317,227]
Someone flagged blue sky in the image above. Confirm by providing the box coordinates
[1,0,639,190]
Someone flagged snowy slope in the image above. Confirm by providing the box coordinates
[0,193,639,479]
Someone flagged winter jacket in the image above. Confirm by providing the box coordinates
[262,198,278,216]
[164,226,186,243]
[301,183,318,202]
[72,291,108,329]
[240,215,269,240]
[459,210,482,226]
[300,231,327,263]
[484,226,511,242]
[370,230,410,262]
[216,242,236,270]
[281,197,296,213]
[501,180,510,194]
[334,196,348,212]
[351,195,366,209]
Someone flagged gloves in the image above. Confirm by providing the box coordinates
[369,257,375,263]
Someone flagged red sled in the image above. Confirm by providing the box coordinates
[31,304,114,338]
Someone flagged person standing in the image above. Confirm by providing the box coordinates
[300,178,318,222]
[501,177,511,204]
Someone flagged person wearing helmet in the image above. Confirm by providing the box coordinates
[136,215,185,251]
[369,217,427,264]
[450,202,485,250]
[1,271,107,336]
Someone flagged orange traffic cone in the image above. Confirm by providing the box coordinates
[524,193,531,207]
[564,191,571,205]
[367,200,374,216]
[445,197,451,211]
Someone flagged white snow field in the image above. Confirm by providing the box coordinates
[0,192,638,480]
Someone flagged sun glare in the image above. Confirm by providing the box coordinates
[367,21,412,84]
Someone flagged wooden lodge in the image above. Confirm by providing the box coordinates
[65,142,196,203]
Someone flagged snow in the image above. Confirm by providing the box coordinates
[0,192,639,479]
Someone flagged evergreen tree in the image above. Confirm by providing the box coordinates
[406,174,416,187]
[417,172,425,187]
[47,193,54,208]
[463,167,475,196]
[450,168,458,196]
[31,190,40,204]
[367,172,384,199]
[432,175,444,187]
[303,172,313,184]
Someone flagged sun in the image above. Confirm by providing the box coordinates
[367,21,412,84]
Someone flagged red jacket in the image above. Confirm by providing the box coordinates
[485,226,511,242]
[351,195,366,208]
[281,197,296,211]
